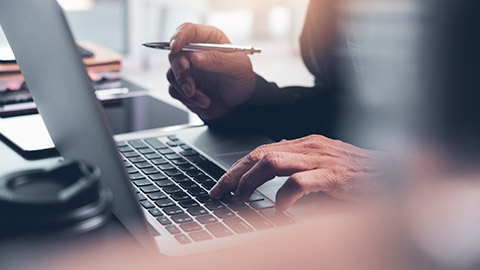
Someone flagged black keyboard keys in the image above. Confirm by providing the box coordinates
[174,234,191,244]
[179,222,202,232]
[171,214,193,223]
[189,230,212,242]
[196,214,218,224]
[223,217,253,234]
[205,223,233,238]
[163,205,184,215]
[187,206,208,216]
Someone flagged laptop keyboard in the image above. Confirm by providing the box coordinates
[117,135,296,244]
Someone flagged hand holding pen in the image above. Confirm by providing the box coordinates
[158,23,257,120]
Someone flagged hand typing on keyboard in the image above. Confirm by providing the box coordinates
[209,135,381,210]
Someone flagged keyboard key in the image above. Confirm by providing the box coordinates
[174,234,191,244]
[170,191,190,201]
[133,179,151,187]
[140,185,160,193]
[140,200,155,209]
[116,141,128,147]
[180,144,192,150]
[189,230,212,242]
[170,174,189,183]
[167,135,178,141]
[155,179,175,188]
[163,186,182,194]
[180,222,202,232]
[185,169,203,177]
[196,195,214,204]
[158,148,175,155]
[145,138,168,149]
[128,156,146,163]
[205,223,233,238]
[171,213,193,223]
[164,169,181,176]
[147,191,167,200]
[237,209,274,230]
[151,158,168,165]
[178,199,199,208]
[163,206,184,215]
[154,198,175,208]
[158,164,175,170]
[171,158,189,165]
[187,206,208,216]
[128,139,148,149]
[118,145,134,152]
[135,162,153,169]
[187,187,207,197]
[269,214,296,226]
[196,214,218,224]
[223,217,253,234]
[157,216,172,225]
[179,180,199,189]
[142,168,160,175]
[249,200,275,210]
[123,151,140,158]
[194,159,225,180]
[149,173,167,181]
[148,208,164,217]
[179,150,198,156]
[165,225,181,234]
[177,164,195,171]
[205,201,225,211]
[228,203,249,212]
[136,193,147,201]
[167,141,179,147]
[201,180,216,190]
[145,153,162,159]
[165,154,182,160]
[213,209,235,219]
[126,167,139,174]
[139,147,155,154]
[185,155,205,164]
[129,173,145,180]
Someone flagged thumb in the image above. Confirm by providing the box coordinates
[190,51,248,75]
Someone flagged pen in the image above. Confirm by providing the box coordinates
[142,42,261,55]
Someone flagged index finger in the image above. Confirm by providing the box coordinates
[170,23,230,53]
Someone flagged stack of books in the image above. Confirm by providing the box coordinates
[0,41,123,92]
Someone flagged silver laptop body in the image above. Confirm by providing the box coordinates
[0,0,314,256]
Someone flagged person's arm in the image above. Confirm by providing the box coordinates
[205,74,339,141]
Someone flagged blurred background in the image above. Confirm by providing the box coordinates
[0,0,314,104]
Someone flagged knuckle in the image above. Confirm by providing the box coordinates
[248,146,267,162]
[289,174,306,190]
[261,152,281,169]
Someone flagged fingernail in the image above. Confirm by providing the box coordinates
[182,83,194,97]
[170,39,176,48]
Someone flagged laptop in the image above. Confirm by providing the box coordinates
[0,0,315,256]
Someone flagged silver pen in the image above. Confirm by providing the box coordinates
[142,42,261,55]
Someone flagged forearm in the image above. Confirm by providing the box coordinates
[204,74,339,141]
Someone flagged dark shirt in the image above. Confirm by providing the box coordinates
[207,0,342,141]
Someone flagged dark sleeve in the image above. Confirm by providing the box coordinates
[205,74,338,141]
[204,0,340,141]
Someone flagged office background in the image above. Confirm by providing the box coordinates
[0,0,314,113]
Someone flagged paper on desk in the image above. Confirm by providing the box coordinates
[0,114,54,151]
